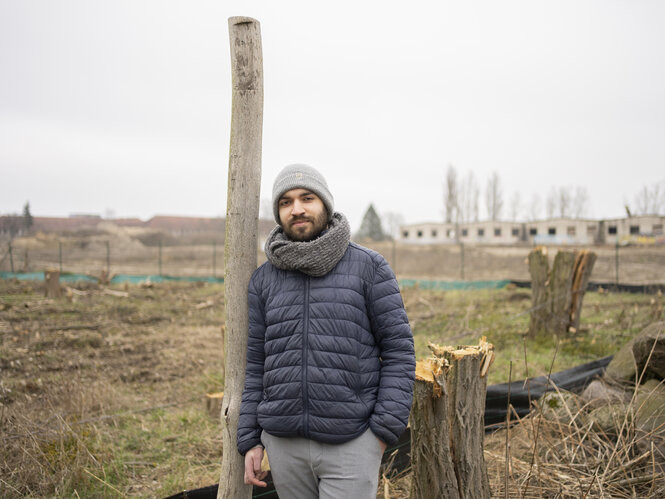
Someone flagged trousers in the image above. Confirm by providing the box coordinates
[261,428,383,499]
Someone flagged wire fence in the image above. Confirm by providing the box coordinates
[1,238,665,285]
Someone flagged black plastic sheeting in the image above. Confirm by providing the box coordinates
[511,279,665,295]
[165,356,612,499]
[484,355,612,428]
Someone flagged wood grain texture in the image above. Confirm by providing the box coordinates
[218,16,263,499]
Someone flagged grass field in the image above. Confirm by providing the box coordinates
[1,278,663,497]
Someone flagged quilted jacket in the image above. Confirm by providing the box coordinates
[236,242,415,455]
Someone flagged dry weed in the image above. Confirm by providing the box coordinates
[485,386,665,498]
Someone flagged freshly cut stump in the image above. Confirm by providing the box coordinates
[410,338,494,499]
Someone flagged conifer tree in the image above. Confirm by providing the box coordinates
[355,204,385,241]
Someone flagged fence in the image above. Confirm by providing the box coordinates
[0,239,223,280]
[1,238,665,286]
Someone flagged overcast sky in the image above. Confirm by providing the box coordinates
[1,0,664,231]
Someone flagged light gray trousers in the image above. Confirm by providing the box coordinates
[261,429,383,499]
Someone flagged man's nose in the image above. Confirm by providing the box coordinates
[291,200,305,216]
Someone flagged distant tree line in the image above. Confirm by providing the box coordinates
[0,202,33,238]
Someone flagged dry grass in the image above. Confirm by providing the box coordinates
[2,277,664,498]
[484,391,665,498]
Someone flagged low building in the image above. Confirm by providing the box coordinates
[398,214,665,245]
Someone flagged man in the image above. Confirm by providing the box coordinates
[237,164,415,498]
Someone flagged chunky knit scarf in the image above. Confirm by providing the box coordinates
[264,212,351,277]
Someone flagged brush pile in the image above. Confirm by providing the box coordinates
[485,321,665,498]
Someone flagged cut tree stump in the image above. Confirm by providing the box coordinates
[410,338,494,499]
[528,247,596,336]
[410,359,459,499]
[44,269,62,298]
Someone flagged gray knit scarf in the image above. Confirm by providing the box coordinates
[264,212,351,277]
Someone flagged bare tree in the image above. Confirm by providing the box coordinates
[485,171,503,221]
[456,170,480,223]
[443,165,458,223]
[558,187,571,218]
[383,211,405,240]
[528,193,542,221]
[545,187,557,219]
[572,186,589,218]
[634,182,665,215]
[509,191,522,221]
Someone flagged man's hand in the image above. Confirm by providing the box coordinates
[378,438,387,454]
[244,446,268,487]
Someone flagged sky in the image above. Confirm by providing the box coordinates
[1,0,664,232]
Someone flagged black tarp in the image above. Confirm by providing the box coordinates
[165,356,611,499]
[511,279,665,295]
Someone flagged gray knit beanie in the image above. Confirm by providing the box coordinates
[272,164,334,224]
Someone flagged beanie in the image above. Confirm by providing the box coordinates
[272,164,334,224]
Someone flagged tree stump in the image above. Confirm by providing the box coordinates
[528,247,596,336]
[410,359,459,499]
[410,338,494,499]
[44,269,62,298]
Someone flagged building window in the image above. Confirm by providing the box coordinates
[417,230,423,238]
[654,224,663,235]
[587,225,597,235]
[511,228,519,236]
[402,230,409,238]
[608,226,617,235]
[478,228,485,237]
[548,227,556,235]
[461,228,468,237]
[567,226,576,236]
[494,228,501,237]
[446,229,452,237]
[431,230,438,237]
[630,225,639,235]
[529,228,537,236]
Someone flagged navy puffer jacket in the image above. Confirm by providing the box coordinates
[237,242,415,455]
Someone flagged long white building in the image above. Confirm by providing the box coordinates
[398,215,665,245]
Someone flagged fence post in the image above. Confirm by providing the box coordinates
[158,240,163,276]
[460,242,465,280]
[614,241,619,289]
[8,242,14,273]
[59,241,63,273]
[105,241,110,277]
[212,240,217,278]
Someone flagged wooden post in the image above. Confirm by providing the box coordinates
[528,247,596,336]
[410,339,494,499]
[217,16,263,499]
[8,243,14,273]
[44,269,62,298]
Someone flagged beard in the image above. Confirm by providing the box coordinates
[282,210,328,242]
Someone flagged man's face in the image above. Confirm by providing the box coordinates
[278,188,328,241]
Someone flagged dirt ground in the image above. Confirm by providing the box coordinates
[0,279,226,497]
[1,274,663,497]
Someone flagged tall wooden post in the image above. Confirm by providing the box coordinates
[217,17,263,499]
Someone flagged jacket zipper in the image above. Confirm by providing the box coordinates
[302,276,310,438]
